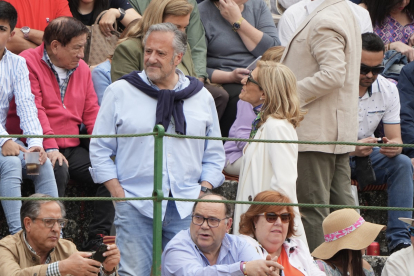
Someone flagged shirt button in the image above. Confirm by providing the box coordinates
[32,257,36,261]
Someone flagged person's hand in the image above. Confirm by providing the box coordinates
[351,137,377,157]
[28,146,47,165]
[102,244,120,273]
[379,137,402,158]
[47,150,69,168]
[99,9,118,37]
[245,259,283,276]
[218,0,243,25]
[266,254,281,275]
[408,34,414,47]
[231,68,250,83]
[58,252,101,276]
[2,139,26,157]
[391,41,414,62]
[198,77,205,83]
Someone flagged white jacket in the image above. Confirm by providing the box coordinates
[233,117,307,245]
[240,235,326,276]
[382,245,414,276]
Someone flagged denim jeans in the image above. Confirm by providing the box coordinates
[350,148,413,250]
[114,199,192,276]
[0,140,58,234]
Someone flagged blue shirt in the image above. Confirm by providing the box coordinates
[0,49,43,148]
[161,229,261,276]
[89,69,225,219]
[91,60,111,106]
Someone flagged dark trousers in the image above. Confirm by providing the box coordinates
[54,146,114,237]
[220,83,243,137]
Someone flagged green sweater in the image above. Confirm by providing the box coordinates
[127,0,207,79]
[111,37,197,82]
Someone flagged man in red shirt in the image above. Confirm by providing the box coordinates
[7,16,114,251]
[5,0,72,54]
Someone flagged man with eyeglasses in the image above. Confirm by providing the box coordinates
[162,194,283,276]
[349,32,413,254]
[0,193,120,275]
[382,217,414,275]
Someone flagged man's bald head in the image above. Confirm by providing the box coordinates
[43,16,89,47]
[192,193,233,219]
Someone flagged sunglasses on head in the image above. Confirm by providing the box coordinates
[360,64,384,75]
[409,226,414,237]
[257,212,291,224]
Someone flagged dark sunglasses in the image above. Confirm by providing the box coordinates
[360,64,384,75]
[247,72,262,89]
[409,226,414,237]
[257,212,291,224]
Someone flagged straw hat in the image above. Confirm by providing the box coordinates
[311,209,385,259]
[398,217,414,226]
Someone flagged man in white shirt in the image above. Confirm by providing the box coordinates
[382,217,414,275]
[350,33,413,254]
[278,0,372,46]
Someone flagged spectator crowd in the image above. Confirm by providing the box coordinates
[0,0,414,275]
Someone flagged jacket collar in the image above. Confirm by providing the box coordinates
[281,0,346,61]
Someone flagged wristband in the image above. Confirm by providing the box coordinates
[102,265,116,275]
[242,261,248,275]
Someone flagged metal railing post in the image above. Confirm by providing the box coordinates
[152,124,165,276]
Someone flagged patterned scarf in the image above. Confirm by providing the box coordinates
[249,104,263,141]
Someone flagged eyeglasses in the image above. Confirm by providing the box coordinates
[409,226,414,237]
[257,212,291,224]
[360,64,384,75]
[191,215,228,228]
[34,218,68,228]
[246,71,262,89]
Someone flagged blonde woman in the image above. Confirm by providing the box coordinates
[110,0,228,117]
[233,61,308,245]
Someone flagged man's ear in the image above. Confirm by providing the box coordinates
[24,217,33,232]
[50,40,60,55]
[8,30,15,42]
[174,52,183,66]
[226,218,233,233]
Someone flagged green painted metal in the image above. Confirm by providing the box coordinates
[152,125,165,276]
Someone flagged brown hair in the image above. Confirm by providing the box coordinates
[261,46,285,63]
[239,190,296,239]
[255,60,306,128]
[43,17,89,46]
[118,0,193,44]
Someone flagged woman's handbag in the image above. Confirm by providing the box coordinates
[85,11,120,66]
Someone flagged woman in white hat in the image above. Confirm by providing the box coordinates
[312,209,385,276]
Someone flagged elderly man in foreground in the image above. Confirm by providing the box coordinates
[162,194,283,276]
[0,194,120,276]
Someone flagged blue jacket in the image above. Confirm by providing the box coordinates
[397,62,414,158]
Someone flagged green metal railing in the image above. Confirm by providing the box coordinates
[2,127,414,275]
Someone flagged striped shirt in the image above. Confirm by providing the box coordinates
[0,48,43,148]
[42,48,76,103]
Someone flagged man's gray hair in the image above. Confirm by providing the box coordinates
[20,193,66,232]
[142,22,188,57]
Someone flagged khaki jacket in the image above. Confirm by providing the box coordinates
[0,231,77,276]
[282,0,362,154]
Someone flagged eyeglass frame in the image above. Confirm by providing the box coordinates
[257,212,291,224]
[360,64,384,76]
[33,217,69,228]
[246,71,262,89]
[191,214,229,228]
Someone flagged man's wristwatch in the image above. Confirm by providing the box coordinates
[118,8,126,21]
[20,26,30,40]
[200,186,212,193]
[232,17,244,32]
